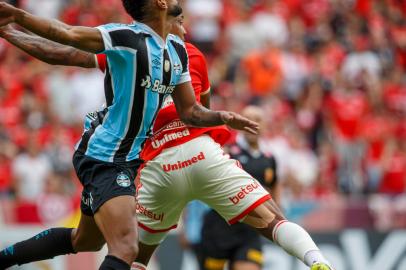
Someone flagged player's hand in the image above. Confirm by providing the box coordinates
[0,2,18,27]
[220,111,259,134]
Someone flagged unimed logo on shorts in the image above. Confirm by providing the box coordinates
[162,152,205,172]
[229,181,260,205]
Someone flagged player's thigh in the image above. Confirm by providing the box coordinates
[194,147,271,224]
[72,213,105,252]
[94,195,137,252]
[136,153,187,238]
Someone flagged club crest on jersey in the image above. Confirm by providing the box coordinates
[141,75,175,94]
[116,172,131,188]
[164,60,171,72]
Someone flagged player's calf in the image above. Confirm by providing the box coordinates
[0,228,75,269]
[243,199,333,269]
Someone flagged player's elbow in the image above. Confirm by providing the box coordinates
[178,106,196,126]
[179,111,194,126]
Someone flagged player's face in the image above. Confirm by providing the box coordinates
[167,0,183,17]
[170,15,186,41]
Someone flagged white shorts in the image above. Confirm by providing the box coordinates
[136,135,270,245]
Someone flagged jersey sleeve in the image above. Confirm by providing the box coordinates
[178,47,191,85]
[96,24,116,50]
[170,39,191,85]
[197,54,210,95]
[186,43,211,102]
[96,23,139,52]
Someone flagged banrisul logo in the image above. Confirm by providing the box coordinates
[141,75,175,94]
[116,172,131,188]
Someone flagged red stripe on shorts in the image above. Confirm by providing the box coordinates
[138,222,178,233]
[228,194,272,225]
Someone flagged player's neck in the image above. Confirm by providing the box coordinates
[143,16,169,40]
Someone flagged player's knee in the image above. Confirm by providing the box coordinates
[117,239,139,261]
[71,231,105,252]
[111,229,139,261]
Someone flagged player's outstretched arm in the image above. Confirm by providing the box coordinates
[0,25,96,67]
[0,2,103,53]
[172,82,259,134]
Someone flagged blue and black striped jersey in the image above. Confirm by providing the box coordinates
[75,22,191,163]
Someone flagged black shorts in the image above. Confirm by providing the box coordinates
[200,210,263,270]
[72,151,142,216]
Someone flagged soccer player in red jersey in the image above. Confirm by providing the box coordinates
[0,13,334,270]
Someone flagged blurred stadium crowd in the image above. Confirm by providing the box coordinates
[0,0,404,230]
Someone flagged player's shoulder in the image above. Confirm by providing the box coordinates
[99,22,148,34]
[167,34,186,47]
[185,42,205,58]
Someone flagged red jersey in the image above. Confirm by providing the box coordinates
[96,43,230,161]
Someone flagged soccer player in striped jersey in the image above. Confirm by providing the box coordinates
[0,1,259,270]
[0,13,334,270]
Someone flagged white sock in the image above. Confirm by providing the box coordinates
[272,220,322,266]
[304,250,330,266]
[131,262,147,270]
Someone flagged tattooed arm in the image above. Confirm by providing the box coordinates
[0,2,103,53]
[172,82,259,134]
[0,25,96,67]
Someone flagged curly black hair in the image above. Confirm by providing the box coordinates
[122,0,149,21]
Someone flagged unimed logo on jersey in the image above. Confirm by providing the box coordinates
[229,181,260,205]
[141,75,175,94]
[152,128,190,149]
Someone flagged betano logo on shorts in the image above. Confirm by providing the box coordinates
[152,128,190,149]
[162,152,205,172]
[136,202,164,222]
[229,181,260,205]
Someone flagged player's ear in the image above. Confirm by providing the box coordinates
[156,0,168,10]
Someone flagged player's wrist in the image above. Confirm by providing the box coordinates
[218,111,232,124]
[14,8,27,24]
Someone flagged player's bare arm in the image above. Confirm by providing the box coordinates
[0,2,103,53]
[172,82,259,134]
[0,25,96,67]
